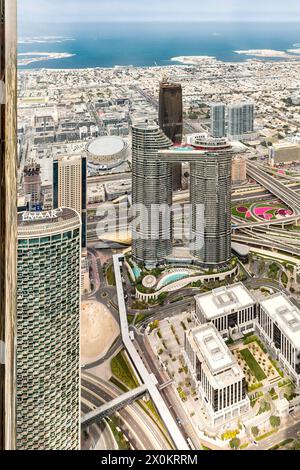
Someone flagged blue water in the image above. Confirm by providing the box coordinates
[158,272,190,288]
[18,22,300,69]
[132,265,141,279]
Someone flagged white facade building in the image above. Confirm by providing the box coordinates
[184,324,249,426]
[195,283,257,340]
[258,293,300,388]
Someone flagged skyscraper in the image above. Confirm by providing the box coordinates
[190,152,233,267]
[242,102,255,133]
[132,124,173,268]
[210,103,226,138]
[53,154,87,251]
[16,208,81,450]
[227,104,244,140]
[0,0,17,450]
[159,80,183,190]
[227,102,255,140]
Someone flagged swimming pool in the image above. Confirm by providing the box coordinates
[132,265,141,279]
[157,271,191,290]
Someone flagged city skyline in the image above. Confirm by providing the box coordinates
[3,0,300,455]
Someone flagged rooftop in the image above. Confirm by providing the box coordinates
[260,293,300,348]
[86,136,125,157]
[18,208,81,239]
[189,324,244,387]
[195,282,256,320]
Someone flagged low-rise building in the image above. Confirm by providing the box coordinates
[258,293,300,388]
[184,324,250,426]
[104,179,132,201]
[195,283,257,340]
[269,142,300,165]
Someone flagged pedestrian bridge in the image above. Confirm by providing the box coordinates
[81,384,148,428]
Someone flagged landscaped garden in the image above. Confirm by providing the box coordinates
[240,348,267,382]
[231,201,294,222]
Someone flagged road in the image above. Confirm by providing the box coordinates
[247,161,300,213]
[248,420,300,450]
[133,329,202,450]
[81,372,172,450]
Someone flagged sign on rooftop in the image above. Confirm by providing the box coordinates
[22,209,62,222]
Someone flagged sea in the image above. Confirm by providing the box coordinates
[18,21,300,69]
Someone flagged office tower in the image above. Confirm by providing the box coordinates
[23,162,42,209]
[132,124,173,268]
[190,151,232,267]
[0,0,17,450]
[227,104,244,140]
[227,103,255,139]
[53,154,87,250]
[184,324,249,426]
[242,102,254,133]
[195,283,257,340]
[210,103,226,138]
[16,208,81,450]
[258,293,300,388]
[159,80,183,190]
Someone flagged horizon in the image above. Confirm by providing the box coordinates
[20,0,300,24]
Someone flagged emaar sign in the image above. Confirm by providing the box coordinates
[22,209,62,222]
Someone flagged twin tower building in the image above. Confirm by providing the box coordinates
[132,81,234,270]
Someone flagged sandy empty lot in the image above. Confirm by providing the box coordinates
[81,300,120,365]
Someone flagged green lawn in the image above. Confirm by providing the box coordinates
[111,350,140,390]
[106,264,116,286]
[240,348,267,382]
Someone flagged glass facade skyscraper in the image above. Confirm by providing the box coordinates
[132,124,173,268]
[16,208,81,450]
[159,81,183,190]
[210,103,226,138]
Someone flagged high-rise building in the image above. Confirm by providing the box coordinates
[227,104,244,140]
[210,103,226,138]
[132,129,234,269]
[132,124,173,268]
[0,0,17,450]
[232,155,247,185]
[16,208,81,450]
[227,102,254,140]
[159,80,183,190]
[242,102,255,133]
[53,154,87,250]
[23,162,42,209]
[190,151,232,267]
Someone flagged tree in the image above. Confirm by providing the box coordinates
[229,437,240,449]
[270,415,281,428]
[251,426,259,438]
[291,439,300,450]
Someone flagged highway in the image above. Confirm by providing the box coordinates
[82,373,171,450]
[232,232,300,258]
[247,161,300,213]
[81,401,117,450]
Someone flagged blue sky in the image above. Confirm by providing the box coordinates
[20,0,300,23]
